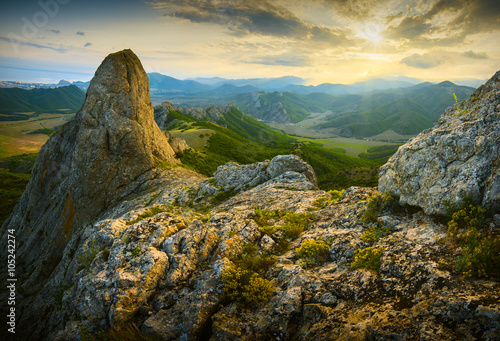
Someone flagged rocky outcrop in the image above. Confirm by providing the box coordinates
[0,49,178,340]
[233,91,293,124]
[379,71,500,215]
[213,154,318,192]
[154,101,233,129]
[54,179,500,340]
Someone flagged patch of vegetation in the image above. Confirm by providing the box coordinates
[0,169,31,225]
[131,247,141,258]
[221,264,274,307]
[361,191,399,223]
[313,189,345,209]
[253,208,284,227]
[444,198,499,278]
[27,128,55,136]
[209,188,236,204]
[360,224,392,244]
[296,239,329,268]
[53,282,74,308]
[281,212,314,239]
[232,243,276,274]
[351,247,384,272]
[126,206,166,225]
[76,238,99,273]
[359,145,401,164]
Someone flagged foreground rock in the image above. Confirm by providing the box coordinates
[55,181,499,340]
[0,49,178,340]
[379,70,500,215]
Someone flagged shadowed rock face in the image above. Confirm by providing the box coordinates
[0,49,177,340]
[379,70,500,215]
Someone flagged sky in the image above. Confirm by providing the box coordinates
[0,0,499,85]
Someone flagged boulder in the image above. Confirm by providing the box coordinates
[379,70,500,215]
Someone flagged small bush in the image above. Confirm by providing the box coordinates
[281,212,314,238]
[361,225,392,244]
[209,188,235,204]
[444,199,499,278]
[76,239,99,273]
[361,192,399,223]
[259,225,278,236]
[131,247,141,258]
[296,239,329,267]
[351,247,384,272]
[233,243,275,273]
[253,208,283,227]
[221,265,274,306]
[126,206,166,225]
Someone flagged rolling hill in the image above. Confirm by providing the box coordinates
[0,85,85,120]
[230,81,474,137]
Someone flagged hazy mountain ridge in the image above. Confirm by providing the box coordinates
[0,85,85,119]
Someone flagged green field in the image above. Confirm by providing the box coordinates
[268,122,405,157]
[0,113,73,158]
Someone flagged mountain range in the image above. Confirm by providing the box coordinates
[0,85,85,120]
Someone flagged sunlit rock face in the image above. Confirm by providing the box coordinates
[379,70,500,215]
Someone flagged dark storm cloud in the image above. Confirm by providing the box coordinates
[148,0,353,45]
[401,53,443,69]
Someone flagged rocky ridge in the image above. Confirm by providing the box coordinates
[0,49,179,339]
[1,51,499,341]
[379,70,500,215]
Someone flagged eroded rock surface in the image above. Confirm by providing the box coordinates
[0,49,178,340]
[379,70,500,215]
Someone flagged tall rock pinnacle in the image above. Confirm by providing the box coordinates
[0,49,178,338]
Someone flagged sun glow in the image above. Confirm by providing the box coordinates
[360,23,384,43]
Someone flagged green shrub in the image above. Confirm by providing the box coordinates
[209,188,235,204]
[360,225,392,244]
[131,247,141,258]
[444,199,499,278]
[351,247,384,272]
[447,203,487,235]
[76,239,99,273]
[259,225,278,236]
[233,243,275,274]
[296,239,329,267]
[361,192,399,223]
[253,208,283,227]
[221,265,274,306]
[455,236,500,278]
[281,212,314,238]
[126,206,166,225]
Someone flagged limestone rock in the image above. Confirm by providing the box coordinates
[379,70,500,215]
[213,154,318,192]
[0,49,178,340]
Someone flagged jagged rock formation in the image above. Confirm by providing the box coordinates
[54,172,499,340]
[213,154,318,192]
[0,49,178,340]
[379,71,500,215]
[154,101,233,128]
[232,91,292,123]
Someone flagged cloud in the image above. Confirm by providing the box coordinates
[401,53,443,69]
[243,53,311,67]
[147,0,353,46]
[84,42,92,47]
[0,37,67,53]
[461,50,488,59]
[384,0,500,46]
[76,31,85,36]
[49,29,61,34]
